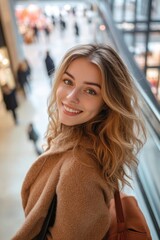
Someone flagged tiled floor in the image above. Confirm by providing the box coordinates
[0,9,98,239]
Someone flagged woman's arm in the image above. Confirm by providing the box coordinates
[47,159,110,240]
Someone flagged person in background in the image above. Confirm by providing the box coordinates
[12,44,147,240]
[44,50,55,86]
[74,21,80,38]
[59,13,66,31]
[2,83,19,125]
[51,14,56,27]
[17,61,31,97]
[44,25,51,42]
[24,59,32,82]
[32,24,39,42]
[27,123,42,155]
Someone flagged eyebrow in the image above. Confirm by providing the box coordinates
[65,71,75,79]
[64,71,101,89]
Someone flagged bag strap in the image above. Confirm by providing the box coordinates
[114,190,125,223]
[114,190,127,236]
[37,195,57,240]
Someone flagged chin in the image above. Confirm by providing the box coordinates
[61,119,84,126]
[60,120,75,126]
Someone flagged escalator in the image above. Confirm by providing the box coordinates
[93,1,160,239]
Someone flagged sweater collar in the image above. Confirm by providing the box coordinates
[43,134,93,156]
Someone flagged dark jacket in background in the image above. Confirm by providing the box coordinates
[2,88,18,111]
[17,69,28,88]
[45,54,55,77]
[28,124,39,142]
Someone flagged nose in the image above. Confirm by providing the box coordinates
[66,88,80,104]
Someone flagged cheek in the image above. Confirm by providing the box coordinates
[86,100,103,114]
[56,86,64,101]
[56,88,60,99]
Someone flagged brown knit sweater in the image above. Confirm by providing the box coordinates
[12,140,112,240]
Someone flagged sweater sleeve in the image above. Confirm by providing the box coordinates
[47,158,110,240]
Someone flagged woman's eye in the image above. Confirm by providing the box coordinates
[86,89,97,95]
[63,79,73,85]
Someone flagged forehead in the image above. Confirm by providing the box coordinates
[66,57,102,83]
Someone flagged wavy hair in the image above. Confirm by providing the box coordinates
[45,44,146,191]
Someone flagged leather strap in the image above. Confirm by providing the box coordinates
[37,195,57,240]
[114,191,126,235]
[114,191,125,223]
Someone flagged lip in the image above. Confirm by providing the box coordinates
[62,103,82,116]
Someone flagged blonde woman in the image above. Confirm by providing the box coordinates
[12,44,146,240]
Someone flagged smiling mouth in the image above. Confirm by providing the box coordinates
[63,104,82,114]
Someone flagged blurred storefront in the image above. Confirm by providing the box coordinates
[0,0,23,102]
[109,0,160,103]
[14,1,96,45]
[0,20,15,102]
[15,4,52,44]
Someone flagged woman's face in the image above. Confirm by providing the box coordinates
[56,57,104,126]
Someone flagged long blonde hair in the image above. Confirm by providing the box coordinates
[45,44,146,190]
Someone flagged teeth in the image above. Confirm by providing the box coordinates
[64,105,81,113]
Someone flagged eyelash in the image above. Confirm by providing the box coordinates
[86,89,97,95]
[63,79,97,96]
[63,79,73,85]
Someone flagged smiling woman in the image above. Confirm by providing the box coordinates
[56,57,104,126]
[12,44,147,240]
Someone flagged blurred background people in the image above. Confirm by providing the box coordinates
[59,13,67,31]
[27,123,42,155]
[24,59,32,82]
[51,14,56,27]
[1,83,19,125]
[44,25,51,42]
[74,21,80,38]
[17,61,31,97]
[32,24,39,42]
[44,50,55,86]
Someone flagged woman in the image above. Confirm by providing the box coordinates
[12,44,146,240]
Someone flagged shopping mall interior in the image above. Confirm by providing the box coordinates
[0,0,160,239]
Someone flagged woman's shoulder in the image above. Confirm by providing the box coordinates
[61,146,99,169]
[58,148,112,203]
[21,152,50,190]
[60,147,108,188]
